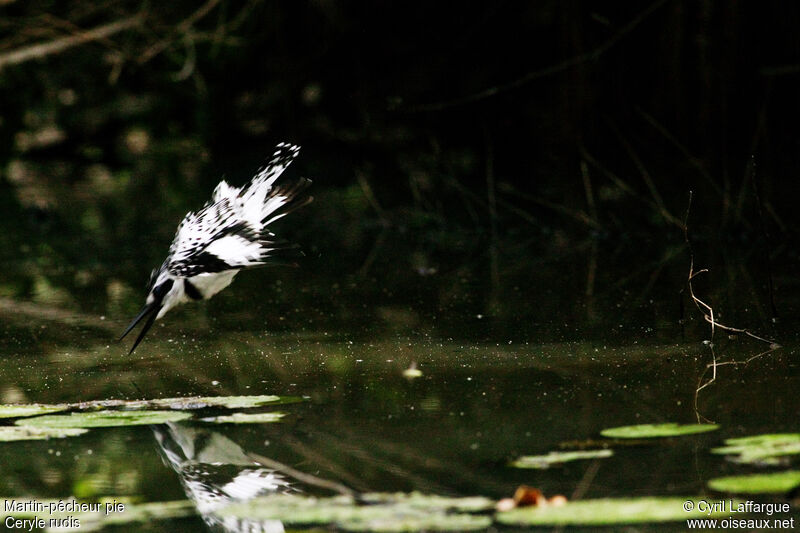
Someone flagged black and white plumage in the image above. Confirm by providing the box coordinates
[121,142,312,353]
[153,422,294,533]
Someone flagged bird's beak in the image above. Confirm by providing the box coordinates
[120,301,159,354]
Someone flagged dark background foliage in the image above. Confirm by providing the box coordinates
[1,0,798,338]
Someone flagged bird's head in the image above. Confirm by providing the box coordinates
[120,266,174,354]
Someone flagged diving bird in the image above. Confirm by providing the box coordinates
[120,142,312,354]
[154,422,294,533]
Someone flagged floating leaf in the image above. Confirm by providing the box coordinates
[342,513,491,531]
[496,497,736,526]
[495,485,568,510]
[217,493,374,524]
[707,471,800,494]
[203,412,286,424]
[600,423,719,439]
[147,395,300,410]
[0,395,300,417]
[16,410,192,428]
[510,449,613,469]
[0,426,87,442]
[360,492,494,513]
[215,492,493,531]
[87,500,196,527]
[0,404,69,419]
[711,433,800,465]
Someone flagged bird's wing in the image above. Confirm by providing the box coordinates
[166,143,310,277]
[165,200,246,277]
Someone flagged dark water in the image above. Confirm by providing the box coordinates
[0,239,799,532]
[1,173,799,529]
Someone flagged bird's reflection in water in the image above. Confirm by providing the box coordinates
[154,422,295,533]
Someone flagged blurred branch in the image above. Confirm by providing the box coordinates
[356,169,387,219]
[0,16,141,71]
[496,182,602,230]
[609,121,683,229]
[137,0,222,64]
[634,107,723,198]
[404,0,670,112]
[759,64,800,76]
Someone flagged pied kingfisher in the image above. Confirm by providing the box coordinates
[120,142,312,354]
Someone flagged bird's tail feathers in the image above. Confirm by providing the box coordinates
[256,237,305,262]
[248,142,301,192]
[261,178,313,226]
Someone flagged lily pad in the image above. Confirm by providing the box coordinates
[86,500,196,528]
[711,433,800,465]
[203,412,286,424]
[341,513,492,531]
[0,426,87,442]
[496,496,735,526]
[707,470,800,494]
[0,395,300,418]
[0,404,69,419]
[215,492,493,531]
[600,423,719,439]
[16,410,193,428]
[147,395,301,410]
[510,449,613,469]
[360,492,494,513]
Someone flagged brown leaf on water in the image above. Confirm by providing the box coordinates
[496,486,568,511]
[514,486,545,507]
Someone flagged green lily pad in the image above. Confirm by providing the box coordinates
[510,449,613,469]
[203,412,286,424]
[0,426,87,442]
[341,513,492,531]
[147,395,301,410]
[0,395,300,419]
[16,410,193,428]
[0,395,296,436]
[707,470,800,494]
[217,493,373,524]
[0,404,69,419]
[711,433,800,465]
[360,492,494,513]
[215,492,493,531]
[496,497,735,526]
[600,423,719,439]
[86,500,196,527]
